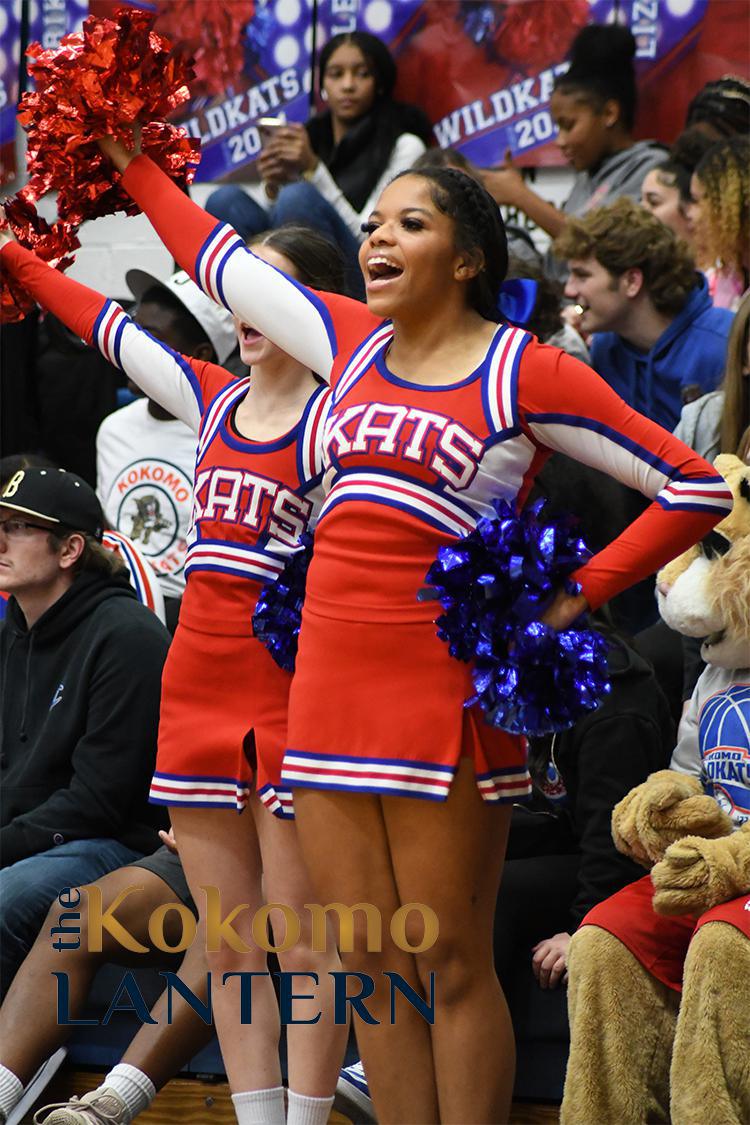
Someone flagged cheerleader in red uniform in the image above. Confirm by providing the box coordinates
[96,138,733,1124]
[0,221,349,1125]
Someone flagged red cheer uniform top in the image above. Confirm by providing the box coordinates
[114,155,733,628]
[1,240,330,637]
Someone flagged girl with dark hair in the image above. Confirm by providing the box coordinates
[640,128,714,246]
[205,32,431,292]
[484,24,666,241]
[686,75,750,140]
[0,220,351,1125]
[93,136,732,1122]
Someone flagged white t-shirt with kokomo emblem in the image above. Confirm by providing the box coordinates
[96,398,197,598]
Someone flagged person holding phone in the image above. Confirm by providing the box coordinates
[206,32,432,294]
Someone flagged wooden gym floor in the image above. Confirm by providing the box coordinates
[23,1067,561,1124]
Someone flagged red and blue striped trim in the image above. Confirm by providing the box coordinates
[93,300,129,370]
[281,750,530,804]
[150,771,251,811]
[257,783,295,820]
[319,469,479,538]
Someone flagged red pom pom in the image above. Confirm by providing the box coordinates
[493,0,589,70]
[1,194,80,324]
[154,0,254,100]
[17,6,200,225]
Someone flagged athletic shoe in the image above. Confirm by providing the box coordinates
[34,1087,130,1124]
[334,1060,376,1123]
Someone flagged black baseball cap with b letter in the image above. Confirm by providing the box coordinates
[0,468,104,541]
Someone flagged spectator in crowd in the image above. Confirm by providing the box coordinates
[675,289,750,464]
[205,32,432,293]
[685,75,750,140]
[555,198,734,430]
[0,831,213,1125]
[0,467,170,998]
[0,453,166,627]
[647,295,750,715]
[639,128,714,246]
[687,135,750,310]
[96,270,235,632]
[483,24,666,242]
[495,620,673,993]
[505,254,590,364]
[34,314,121,488]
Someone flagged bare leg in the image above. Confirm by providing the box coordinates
[0,866,189,1086]
[169,807,281,1093]
[251,799,348,1098]
[119,922,214,1091]
[383,758,514,1125]
[294,787,439,1125]
[670,922,750,1125]
[561,925,677,1125]
[294,759,514,1125]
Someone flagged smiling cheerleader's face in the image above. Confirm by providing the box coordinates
[358,175,473,320]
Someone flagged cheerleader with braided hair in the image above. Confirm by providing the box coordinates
[94,135,733,1122]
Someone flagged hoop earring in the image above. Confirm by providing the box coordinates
[320,89,328,101]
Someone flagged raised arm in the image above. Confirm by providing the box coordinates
[99,140,354,379]
[0,239,212,431]
[519,345,734,612]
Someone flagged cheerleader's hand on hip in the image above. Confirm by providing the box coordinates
[539,588,589,631]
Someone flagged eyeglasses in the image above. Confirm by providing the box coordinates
[0,517,53,538]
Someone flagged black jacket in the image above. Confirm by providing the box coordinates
[0,571,169,866]
[513,636,674,929]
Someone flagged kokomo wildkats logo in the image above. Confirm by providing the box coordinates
[110,458,192,577]
[700,684,750,829]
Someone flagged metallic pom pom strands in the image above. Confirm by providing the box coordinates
[422,498,611,736]
[252,534,314,673]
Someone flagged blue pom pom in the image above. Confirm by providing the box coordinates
[252,533,314,672]
[423,499,611,736]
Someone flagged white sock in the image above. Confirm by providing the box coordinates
[286,1090,334,1125]
[102,1063,156,1121]
[232,1086,286,1125]
[0,1065,23,1120]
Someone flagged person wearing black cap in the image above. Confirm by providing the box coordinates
[0,467,170,998]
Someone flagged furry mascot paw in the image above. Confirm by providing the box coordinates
[652,821,750,915]
[611,770,733,867]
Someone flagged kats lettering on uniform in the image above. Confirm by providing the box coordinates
[323,403,484,491]
[191,466,313,548]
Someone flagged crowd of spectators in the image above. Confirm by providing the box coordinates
[0,15,748,1125]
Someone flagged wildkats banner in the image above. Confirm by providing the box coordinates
[6,0,750,186]
[0,0,23,185]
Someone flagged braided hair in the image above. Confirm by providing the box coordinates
[687,76,750,139]
[393,167,509,322]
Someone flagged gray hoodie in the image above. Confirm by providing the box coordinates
[563,139,669,218]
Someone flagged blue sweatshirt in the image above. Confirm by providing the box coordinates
[590,274,733,430]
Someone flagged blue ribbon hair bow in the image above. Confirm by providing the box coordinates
[497,278,538,327]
